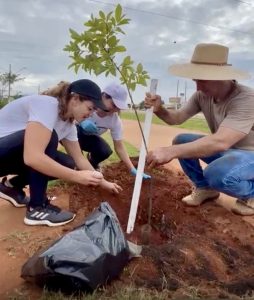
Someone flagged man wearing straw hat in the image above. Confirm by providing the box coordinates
[145,43,254,216]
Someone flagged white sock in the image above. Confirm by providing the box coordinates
[4,179,14,188]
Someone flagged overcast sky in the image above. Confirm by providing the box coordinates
[1,0,254,104]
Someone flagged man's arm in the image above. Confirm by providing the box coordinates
[172,126,246,158]
[147,126,246,167]
[144,93,195,125]
[154,105,191,125]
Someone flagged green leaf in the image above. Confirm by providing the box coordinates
[85,20,94,27]
[69,29,81,40]
[99,10,106,19]
[115,27,125,35]
[67,62,76,70]
[123,56,131,65]
[129,82,136,91]
[63,44,71,52]
[74,64,80,74]
[115,4,122,22]
[137,63,143,73]
[138,77,147,86]
[109,66,116,76]
[108,36,117,47]
[63,41,79,53]
[114,45,126,52]
[118,19,130,26]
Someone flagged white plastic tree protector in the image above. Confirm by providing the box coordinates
[126,79,158,234]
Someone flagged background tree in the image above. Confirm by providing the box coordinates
[0,65,25,101]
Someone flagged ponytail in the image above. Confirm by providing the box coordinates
[41,81,72,121]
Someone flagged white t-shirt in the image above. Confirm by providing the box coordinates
[0,95,78,141]
[89,112,123,141]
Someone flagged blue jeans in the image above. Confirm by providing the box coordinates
[173,133,254,200]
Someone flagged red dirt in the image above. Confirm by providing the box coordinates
[65,160,254,299]
[1,159,254,299]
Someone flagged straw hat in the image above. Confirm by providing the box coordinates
[169,43,250,80]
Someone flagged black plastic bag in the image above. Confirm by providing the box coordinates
[21,202,130,292]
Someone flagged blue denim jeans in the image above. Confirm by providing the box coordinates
[173,133,254,200]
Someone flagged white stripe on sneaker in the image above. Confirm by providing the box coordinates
[40,213,50,220]
[36,212,46,218]
[31,211,50,219]
[31,212,40,217]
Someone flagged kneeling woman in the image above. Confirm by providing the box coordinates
[0,79,122,227]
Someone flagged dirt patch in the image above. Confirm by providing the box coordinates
[66,160,254,299]
[1,159,254,299]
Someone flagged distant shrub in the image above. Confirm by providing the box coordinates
[0,98,8,109]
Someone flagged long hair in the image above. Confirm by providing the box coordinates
[41,81,72,121]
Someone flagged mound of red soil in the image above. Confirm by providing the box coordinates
[66,160,254,299]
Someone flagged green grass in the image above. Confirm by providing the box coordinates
[37,287,173,300]
[101,132,139,165]
[121,110,210,133]
[9,286,254,300]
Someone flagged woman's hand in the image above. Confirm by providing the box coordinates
[100,179,122,194]
[130,167,151,179]
[75,170,104,186]
[79,119,98,135]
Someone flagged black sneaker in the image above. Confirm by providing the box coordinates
[87,153,100,170]
[24,202,76,227]
[0,177,30,207]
